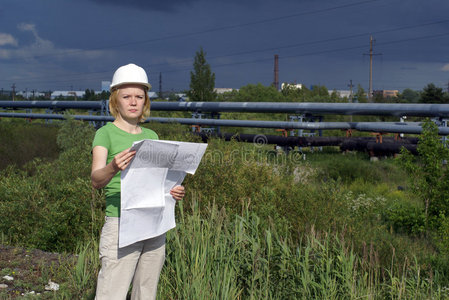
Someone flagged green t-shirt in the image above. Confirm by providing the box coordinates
[92,122,158,217]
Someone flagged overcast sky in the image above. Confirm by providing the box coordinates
[1,0,449,93]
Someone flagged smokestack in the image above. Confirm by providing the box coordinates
[273,54,279,91]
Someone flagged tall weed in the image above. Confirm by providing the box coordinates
[156,201,445,299]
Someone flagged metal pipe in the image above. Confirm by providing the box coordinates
[1,112,448,135]
[149,117,353,130]
[195,132,419,156]
[2,100,449,117]
[0,100,103,109]
[151,102,449,117]
[0,112,113,121]
[194,132,419,147]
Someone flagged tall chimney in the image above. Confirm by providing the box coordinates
[273,54,279,90]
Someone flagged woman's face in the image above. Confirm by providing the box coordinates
[115,84,146,121]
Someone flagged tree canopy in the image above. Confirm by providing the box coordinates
[421,83,448,104]
[187,48,216,102]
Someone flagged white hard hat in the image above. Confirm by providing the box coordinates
[110,63,151,90]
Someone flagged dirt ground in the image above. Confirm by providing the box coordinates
[0,244,73,299]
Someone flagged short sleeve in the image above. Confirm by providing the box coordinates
[92,126,110,150]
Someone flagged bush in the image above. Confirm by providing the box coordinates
[312,152,403,184]
[398,120,449,221]
[0,119,102,252]
[0,119,59,170]
[383,202,426,235]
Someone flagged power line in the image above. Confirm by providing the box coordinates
[9,28,449,90]
[24,0,382,61]
[10,16,449,85]
[206,18,449,61]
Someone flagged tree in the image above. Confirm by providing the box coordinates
[235,83,282,102]
[84,89,95,101]
[99,90,110,100]
[401,88,420,103]
[372,92,386,103]
[216,89,239,102]
[310,85,328,97]
[329,90,340,102]
[399,120,449,228]
[188,48,216,102]
[354,84,368,103]
[281,84,308,102]
[421,83,446,103]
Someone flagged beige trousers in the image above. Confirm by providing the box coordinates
[95,217,166,300]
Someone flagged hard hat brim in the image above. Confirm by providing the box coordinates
[110,82,152,91]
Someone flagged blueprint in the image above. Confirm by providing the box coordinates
[119,139,207,248]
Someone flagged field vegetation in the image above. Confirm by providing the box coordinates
[0,117,449,299]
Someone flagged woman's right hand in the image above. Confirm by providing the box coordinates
[111,148,137,171]
[92,146,136,189]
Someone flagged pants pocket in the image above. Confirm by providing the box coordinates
[99,217,119,259]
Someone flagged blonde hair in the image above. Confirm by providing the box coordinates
[109,86,151,122]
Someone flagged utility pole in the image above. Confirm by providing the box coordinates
[369,36,373,101]
[348,79,353,122]
[159,72,162,99]
[348,79,353,103]
[367,36,374,102]
[363,36,381,102]
[11,83,16,101]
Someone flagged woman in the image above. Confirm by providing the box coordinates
[91,63,184,300]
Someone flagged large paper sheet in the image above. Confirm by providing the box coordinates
[119,140,207,248]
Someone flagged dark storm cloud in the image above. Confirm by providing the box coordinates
[87,0,299,12]
[3,0,449,91]
[87,0,200,12]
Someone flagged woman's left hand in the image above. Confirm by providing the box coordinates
[170,185,185,201]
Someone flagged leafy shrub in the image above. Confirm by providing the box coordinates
[56,116,95,152]
[383,202,426,235]
[0,119,59,170]
[313,152,402,184]
[398,120,449,221]
[0,119,102,252]
[344,191,387,220]
[397,120,449,260]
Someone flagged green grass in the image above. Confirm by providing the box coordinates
[41,200,448,299]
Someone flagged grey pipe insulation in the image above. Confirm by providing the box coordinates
[1,112,448,135]
[2,100,449,117]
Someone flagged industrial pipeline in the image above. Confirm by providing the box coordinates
[1,100,448,156]
[2,100,449,117]
[0,112,447,135]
